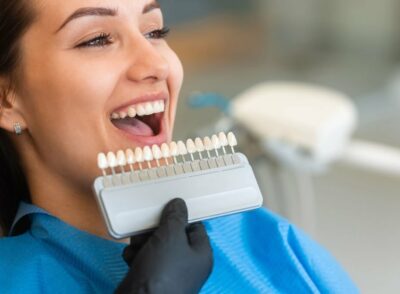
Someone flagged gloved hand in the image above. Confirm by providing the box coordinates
[115,198,213,294]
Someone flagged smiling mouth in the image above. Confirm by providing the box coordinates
[110,99,165,137]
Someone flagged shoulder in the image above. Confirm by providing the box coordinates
[0,230,96,294]
[0,232,43,266]
[0,232,48,292]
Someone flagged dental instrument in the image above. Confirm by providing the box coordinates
[93,132,263,239]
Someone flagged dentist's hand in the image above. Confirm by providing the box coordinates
[115,198,213,294]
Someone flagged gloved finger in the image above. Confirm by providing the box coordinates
[122,232,153,265]
[187,222,212,255]
[130,232,153,249]
[149,198,188,244]
[159,198,188,229]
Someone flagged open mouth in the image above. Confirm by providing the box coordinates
[110,100,165,137]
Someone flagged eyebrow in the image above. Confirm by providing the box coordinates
[55,1,161,33]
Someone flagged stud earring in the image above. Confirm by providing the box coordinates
[13,122,22,135]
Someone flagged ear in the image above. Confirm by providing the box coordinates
[0,77,27,134]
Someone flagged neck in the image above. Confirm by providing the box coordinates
[17,145,110,239]
[31,183,109,238]
[13,137,129,242]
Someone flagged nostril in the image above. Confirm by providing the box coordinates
[125,44,169,82]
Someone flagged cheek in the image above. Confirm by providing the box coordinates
[164,48,184,130]
[18,54,120,181]
[22,53,117,124]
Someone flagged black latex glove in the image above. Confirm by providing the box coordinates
[115,198,213,294]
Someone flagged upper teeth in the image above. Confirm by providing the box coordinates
[111,100,165,120]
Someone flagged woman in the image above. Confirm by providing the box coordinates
[0,0,358,293]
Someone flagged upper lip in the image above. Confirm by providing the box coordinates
[109,91,169,115]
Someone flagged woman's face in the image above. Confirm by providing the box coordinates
[14,0,183,190]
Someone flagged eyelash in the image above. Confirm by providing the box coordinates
[76,27,170,48]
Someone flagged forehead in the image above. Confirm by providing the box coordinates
[31,0,152,27]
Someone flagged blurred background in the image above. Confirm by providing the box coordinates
[162,0,400,292]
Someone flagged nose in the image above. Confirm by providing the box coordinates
[125,35,170,83]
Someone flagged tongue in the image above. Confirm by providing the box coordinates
[113,117,154,137]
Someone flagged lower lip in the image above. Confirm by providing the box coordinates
[113,115,168,147]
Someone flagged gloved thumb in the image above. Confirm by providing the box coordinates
[159,198,188,228]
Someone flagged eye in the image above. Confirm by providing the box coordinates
[144,27,170,40]
[76,33,113,48]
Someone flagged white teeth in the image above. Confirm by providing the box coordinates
[136,104,146,116]
[159,100,165,111]
[144,102,154,115]
[128,107,137,118]
[154,101,163,112]
[97,153,108,169]
[111,100,165,120]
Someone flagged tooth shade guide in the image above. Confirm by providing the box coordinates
[116,150,127,173]
[194,138,205,160]
[203,136,213,158]
[227,132,238,153]
[97,153,109,177]
[152,145,162,167]
[97,132,240,186]
[186,139,196,161]
[106,152,117,177]
[177,141,187,163]
[160,143,171,165]
[218,133,228,154]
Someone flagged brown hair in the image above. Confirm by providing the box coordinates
[0,0,36,235]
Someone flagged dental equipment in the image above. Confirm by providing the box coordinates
[93,132,263,239]
[230,82,358,171]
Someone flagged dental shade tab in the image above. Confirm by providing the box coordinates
[93,132,263,239]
